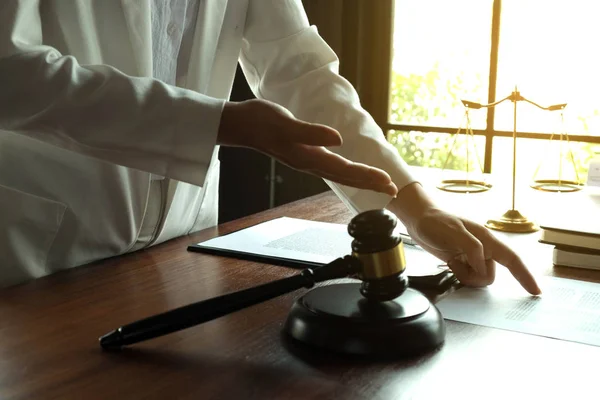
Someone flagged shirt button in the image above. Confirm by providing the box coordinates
[167,22,177,36]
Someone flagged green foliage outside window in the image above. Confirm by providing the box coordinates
[387,64,598,182]
[387,63,485,173]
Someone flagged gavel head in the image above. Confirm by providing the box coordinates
[348,209,408,302]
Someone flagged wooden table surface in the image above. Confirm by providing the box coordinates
[2,189,600,400]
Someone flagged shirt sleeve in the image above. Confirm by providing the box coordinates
[239,0,417,214]
[0,0,223,187]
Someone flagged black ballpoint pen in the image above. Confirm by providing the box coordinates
[99,256,360,349]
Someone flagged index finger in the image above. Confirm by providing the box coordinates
[484,234,541,295]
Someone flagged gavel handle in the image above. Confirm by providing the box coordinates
[100,255,361,349]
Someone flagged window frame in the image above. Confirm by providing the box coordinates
[362,0,600,174]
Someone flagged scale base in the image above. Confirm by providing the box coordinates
[485,209,539,233]
[283,283,445,357]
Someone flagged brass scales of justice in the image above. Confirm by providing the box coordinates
[437,86,584,233]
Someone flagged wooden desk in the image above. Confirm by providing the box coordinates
[2,191,600,400]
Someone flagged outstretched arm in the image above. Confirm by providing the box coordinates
[239,0,414,212]
[239,0,540,295]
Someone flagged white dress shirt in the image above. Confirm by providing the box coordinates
[151,0,200,87]
[134,0,208,250]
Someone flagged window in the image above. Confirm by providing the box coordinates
[381,0,600,184]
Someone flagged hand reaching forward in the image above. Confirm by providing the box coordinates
[388,183,541,295]
[407,208,541,295]
[217,99,398,197]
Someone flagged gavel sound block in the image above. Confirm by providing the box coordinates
[283,209,446,357]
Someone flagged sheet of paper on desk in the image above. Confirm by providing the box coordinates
[194,217,446,277]
[437,275,600,347]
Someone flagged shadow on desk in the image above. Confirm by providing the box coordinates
[97,347,361,400]
[280,330,444,367]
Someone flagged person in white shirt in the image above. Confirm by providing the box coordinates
[0,0,540,295]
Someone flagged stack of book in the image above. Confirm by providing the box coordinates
[539,221,600,270]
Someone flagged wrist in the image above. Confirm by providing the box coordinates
[218,99,274,149]
[386,182,438,231]
[218,100,261,148]
[218,101,242,146]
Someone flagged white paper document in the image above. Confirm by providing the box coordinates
[194,217,446,276]
[437,275,600,347]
